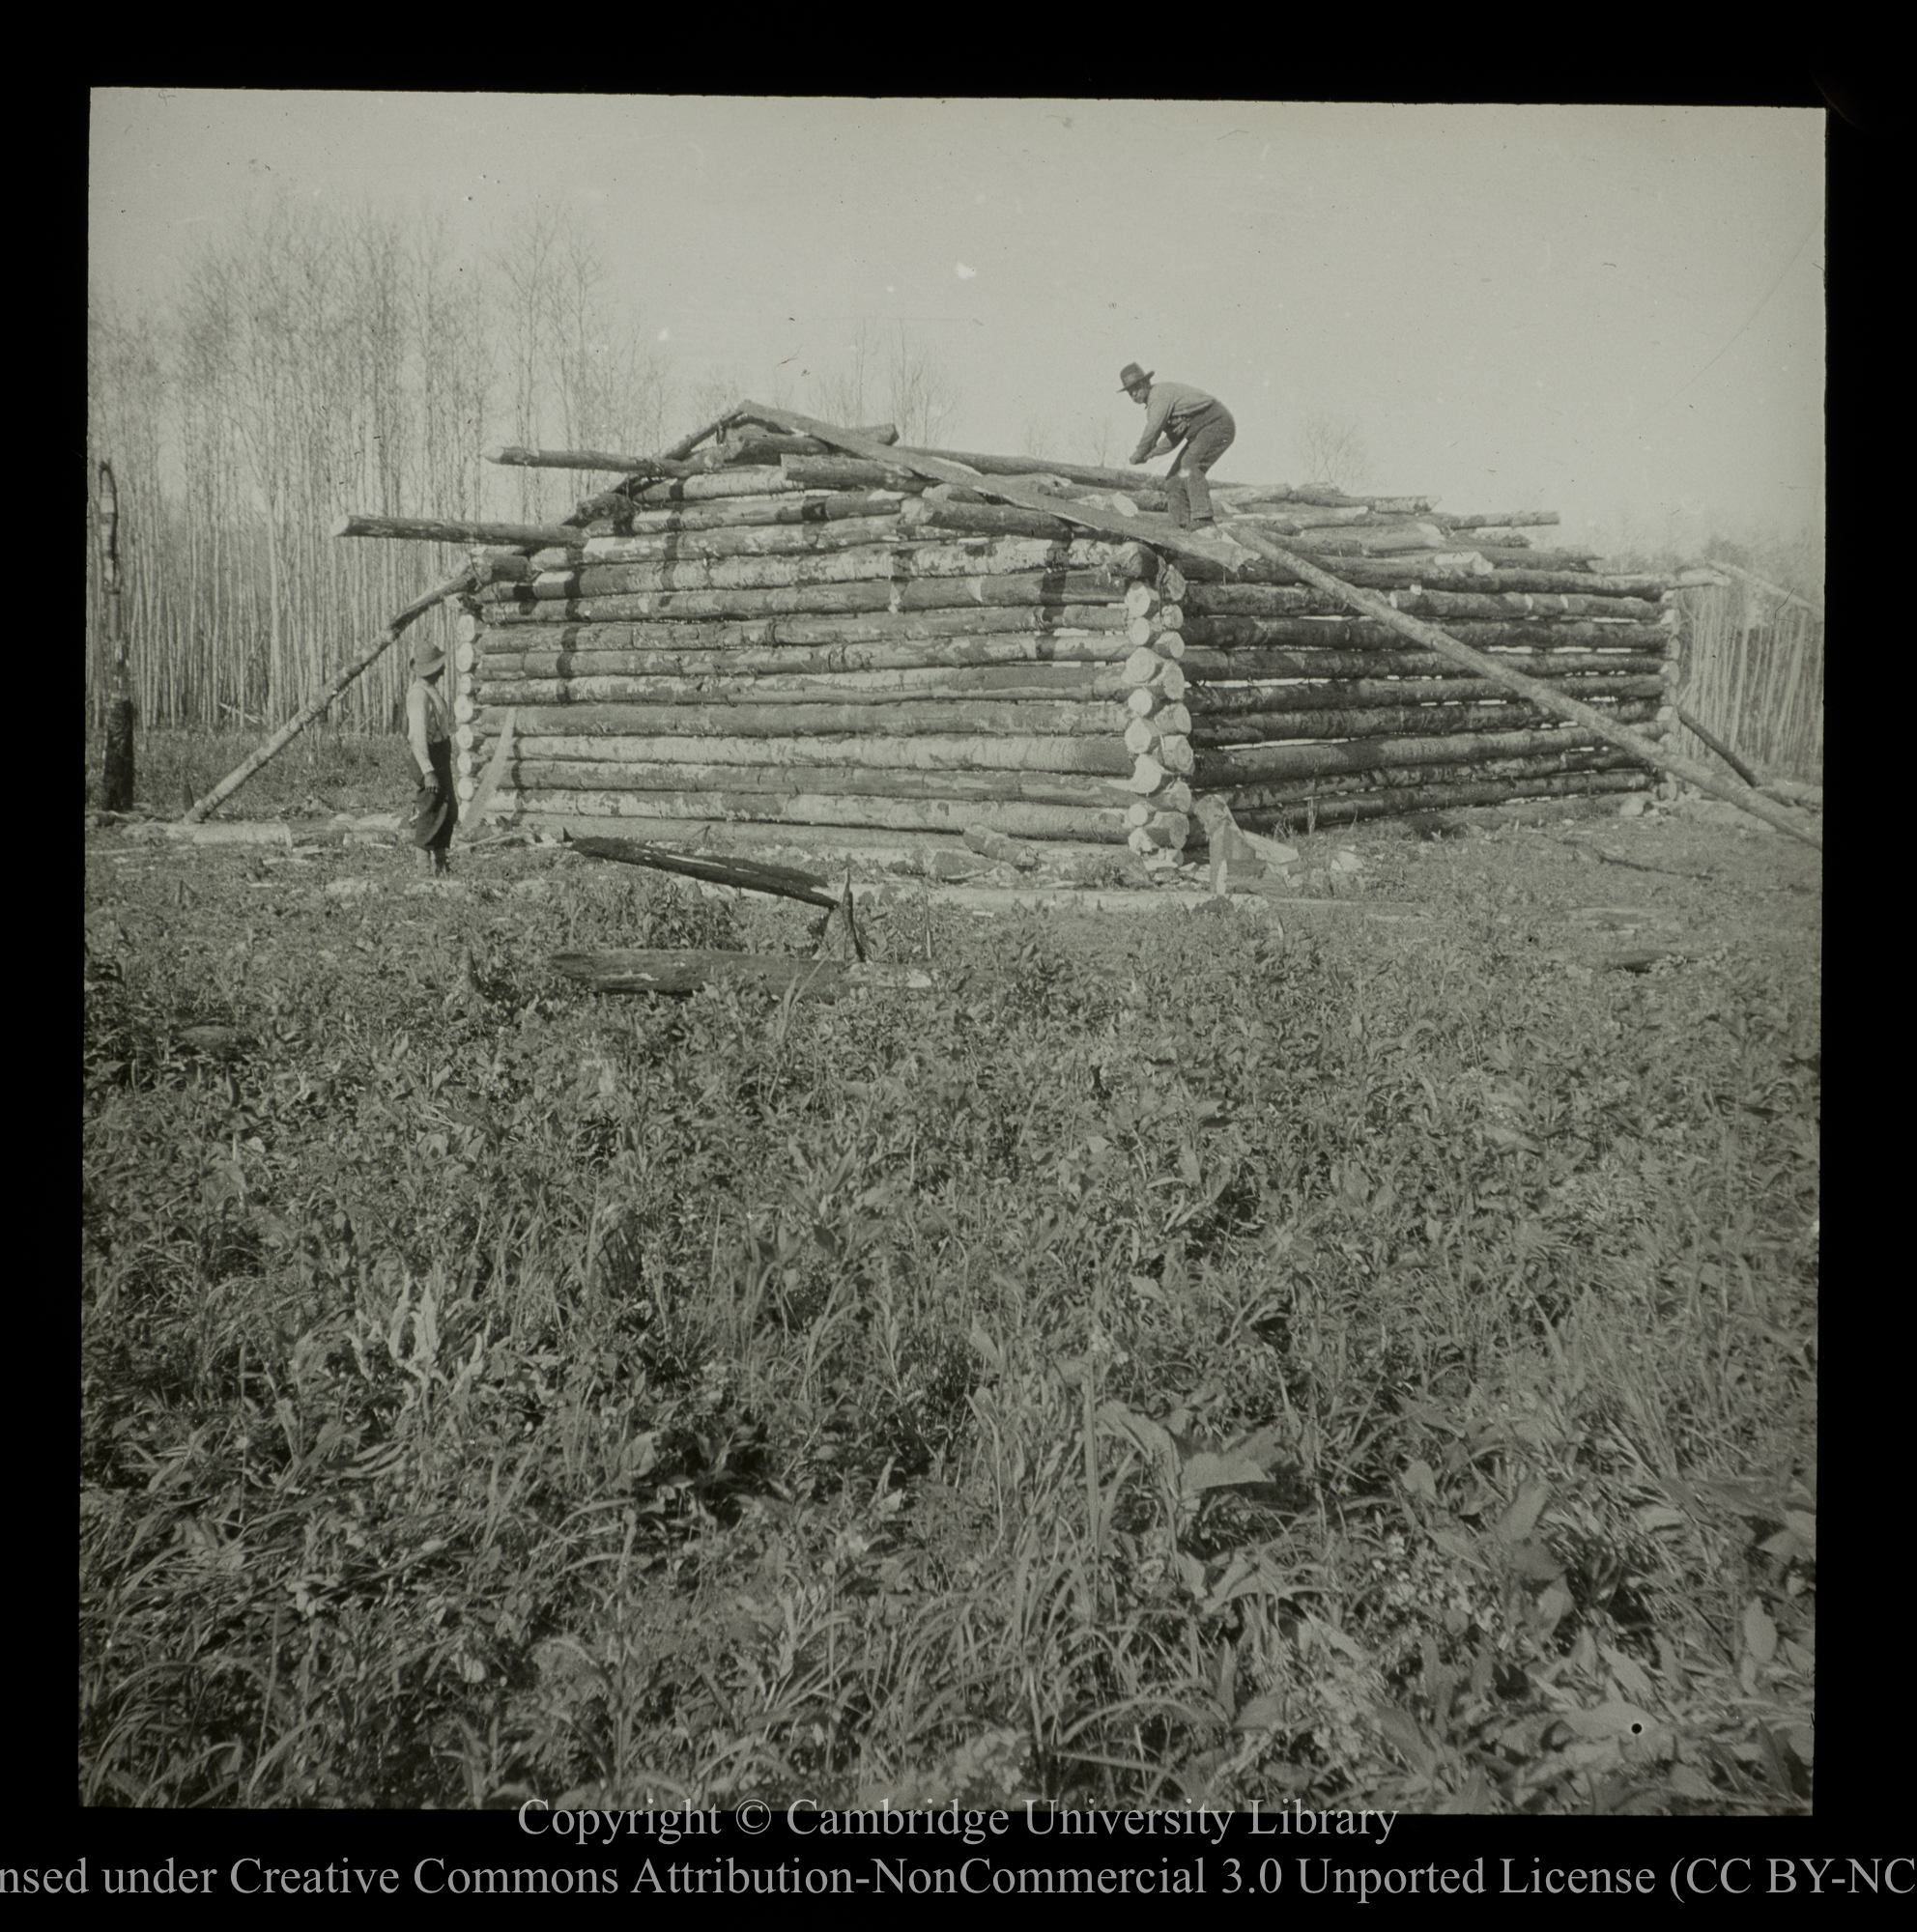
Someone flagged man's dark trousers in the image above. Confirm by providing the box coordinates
[1164,405,1237,526]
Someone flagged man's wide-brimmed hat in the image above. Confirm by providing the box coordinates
[1118,362,1155,393]
[413,641,446,677]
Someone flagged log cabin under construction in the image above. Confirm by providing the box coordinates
[335,406,1682,864]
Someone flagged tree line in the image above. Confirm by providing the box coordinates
[87,190,1467,740]
[85,201,965,734]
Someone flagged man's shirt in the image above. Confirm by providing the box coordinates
[1129,381,1222,464]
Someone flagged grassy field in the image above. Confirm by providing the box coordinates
[81,749,1818,1813]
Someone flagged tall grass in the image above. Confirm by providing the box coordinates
[81,841,1818,1812]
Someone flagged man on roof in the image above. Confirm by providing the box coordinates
[1120,363,1237,531]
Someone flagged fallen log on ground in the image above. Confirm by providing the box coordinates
[564,834,841,908]
[550,949,934,999]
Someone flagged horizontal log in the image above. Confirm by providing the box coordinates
[1187,673,1666,714]
[529,791,1137,841]
[606,491,901,535]
[479,574,1132,625]
[1123,707,1192,753]
[468,726,1132,776]
[715,424,898,459]
[901,495,1080,542]
[1212,747,1643,812]
[551,949,934,999]
[1178,581,1664,621]
[1190,696,1659,746]
[1434,510,1562,529]
[570,537,1123,597]
[481,582,895,621]
[484,443,712,475]
[1229,769,1646,832]
[898,445,1252,495]
[781,455,930,490]
[1393,587,1666,623]
[1193,724,1622,786]
[1210,551,1500,586]
[1258,554,1499,585]
[1480,546,1605,569]
[893,572,1130,611]
[472,659,1133,700]
[627,469,799,503]
[568,548,905,595]
[1318,522,1447,553]
[1211,487,1389,512]
[1130,810,1190,851]
[1127,619,1187,657]
[1125,785,1196,825]
[1047,482,1172,515]
[334,511,587,549]
[472,688,1133,736]
[1469,569,1670,597]
[1123,743,1196,792]
[1121,651,1187,696]
[476,637,1131,682]
[1178,615,1673,654]
[1243,504,1376,529]
[1122,754,1170,796]
[471,551,537,584]
[580,514,907,563]
[477,607,1131,649]
[501,758,1137,807]
[1175,584,1318,618]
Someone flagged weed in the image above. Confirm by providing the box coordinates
[80,816,1817,1811]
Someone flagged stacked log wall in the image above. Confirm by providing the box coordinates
[450,464,1175,850]
[429,443,1677,852]
[1148,504,1680,834]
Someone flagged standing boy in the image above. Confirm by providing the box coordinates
[407,640,457,876]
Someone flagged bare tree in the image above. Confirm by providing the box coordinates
[86,198,696,735]
[85,286,169,729]
[885,326,960,448]
[808,321,878,429]
[680,364,751,435]
[1075,412,1115,469]
[1299,411,1370,493]
[1018,412,1058,460]
[493,208,565,522]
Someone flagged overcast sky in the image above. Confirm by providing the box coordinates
[90,92,1824,547]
